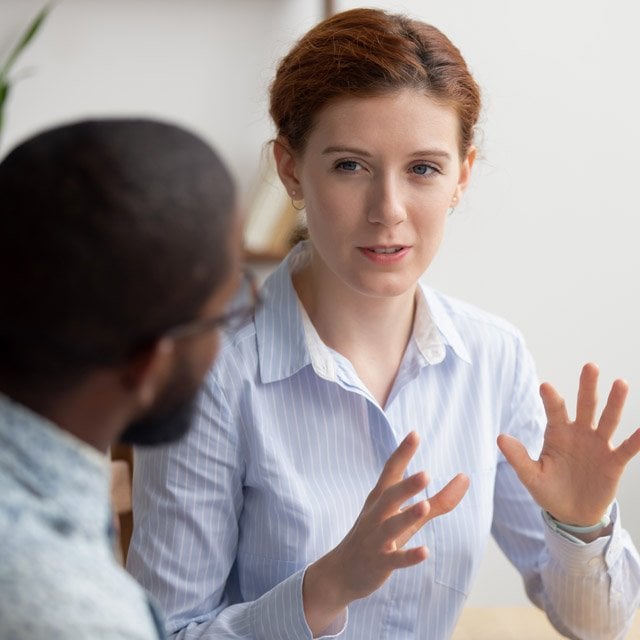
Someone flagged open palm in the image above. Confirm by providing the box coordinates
[498,363,640,526]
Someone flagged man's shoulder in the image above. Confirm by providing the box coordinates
[0,513,159,639]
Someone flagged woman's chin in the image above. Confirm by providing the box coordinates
[348,273,420,300]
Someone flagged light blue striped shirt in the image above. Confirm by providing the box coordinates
[129,242,640,639]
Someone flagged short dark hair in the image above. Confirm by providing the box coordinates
[0,118,235,403]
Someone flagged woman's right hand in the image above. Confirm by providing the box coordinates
[302,431,469,636]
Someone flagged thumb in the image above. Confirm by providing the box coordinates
[497,434,538,488]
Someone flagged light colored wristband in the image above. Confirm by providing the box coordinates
[542,506,612,546]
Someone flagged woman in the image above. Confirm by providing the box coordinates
[128,9,640,639]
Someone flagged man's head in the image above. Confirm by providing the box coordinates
[0,118,241,447]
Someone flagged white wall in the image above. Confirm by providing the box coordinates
[2,0,639,607]
[0,0,323,195]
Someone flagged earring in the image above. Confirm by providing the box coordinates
[290,190,305,211]
[447,195,458,217]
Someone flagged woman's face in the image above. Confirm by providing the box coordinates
[276,88,475,300]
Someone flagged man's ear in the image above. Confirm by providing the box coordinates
[273,138,303,200]
[120,338,175,410]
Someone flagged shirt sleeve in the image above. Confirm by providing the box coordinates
[126,368,346,640]
[492,336,640,640]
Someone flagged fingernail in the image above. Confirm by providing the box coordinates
[403,431,418,444]
[409,471,428,486]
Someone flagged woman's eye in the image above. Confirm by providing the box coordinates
[335,160,361,172]
[411,163,436,176]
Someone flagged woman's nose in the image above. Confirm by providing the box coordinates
[366,177,407,227]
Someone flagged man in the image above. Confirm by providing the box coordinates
[0,119,249,638]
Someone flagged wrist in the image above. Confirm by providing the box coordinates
[542,504,613,545]
[302,553,348,636]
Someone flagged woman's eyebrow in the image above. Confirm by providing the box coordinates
[321,146,452,161]
[409,149,452,160]
[321,145,372,156]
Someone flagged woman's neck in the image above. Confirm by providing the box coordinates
[292,252,417,407]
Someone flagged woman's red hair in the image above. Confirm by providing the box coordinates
[270,8,481,157]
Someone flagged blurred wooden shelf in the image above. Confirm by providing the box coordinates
[110,443,133,565]
[243,1,331,261]
[244,248,287,263]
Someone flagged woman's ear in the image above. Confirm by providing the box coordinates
[457,146,476,195]
[273,138,302,200]
[451,146,477,205]
[120,338,175,410]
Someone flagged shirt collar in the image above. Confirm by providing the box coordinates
[419,284,472,364]
[255,243,471,384]
[255,244,313,384]
[0,393,111,537]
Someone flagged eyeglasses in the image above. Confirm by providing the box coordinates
[163,268,261,341]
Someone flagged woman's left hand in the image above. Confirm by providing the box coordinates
[498,362,640,527]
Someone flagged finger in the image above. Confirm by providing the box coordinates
[597,379,629,442]
[497,433,538,488]
[396,511,431,548]
[396,500,429,548]
[615,427,640,465]
[539,382,570,426]
[372,471,429,520]
[386,545,429,570]
[426,473,470,520]
[365,431,420,507]
[575,362,599,427]
[380,499,430,543]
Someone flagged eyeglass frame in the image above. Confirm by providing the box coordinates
[162,268,261,341]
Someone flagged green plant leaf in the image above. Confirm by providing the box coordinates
[0,82,7,128]
[0,4,51,82]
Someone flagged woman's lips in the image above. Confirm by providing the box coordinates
[358,245,410,264]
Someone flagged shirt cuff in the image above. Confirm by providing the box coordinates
[542,502,621,574]
[249,566,348,640]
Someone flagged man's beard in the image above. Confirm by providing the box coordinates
[119,357,200,447]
